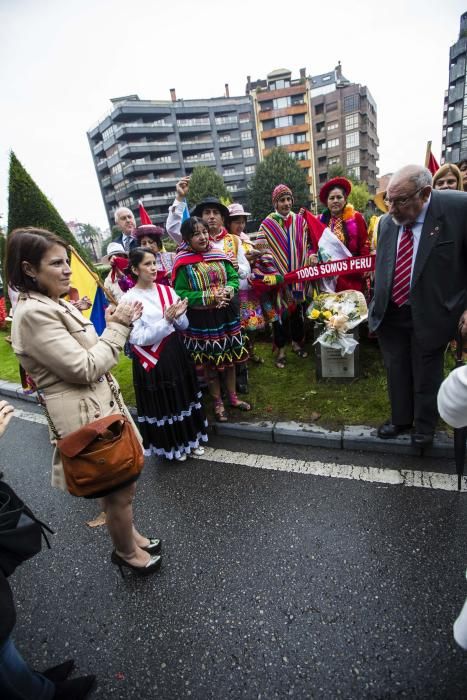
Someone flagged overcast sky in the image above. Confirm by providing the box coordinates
[1,0,465,230]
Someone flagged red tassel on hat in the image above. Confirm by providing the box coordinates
[138,199,152,225]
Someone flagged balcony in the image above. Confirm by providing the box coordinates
[96,158,108,173]
[217,135,241,147]
[114,124,174,140]
[104,191,117,204]
[101,175,111,189]
[93,141,104,156]
[180,138,213,152]
[447,106,463,126]
[184,154,216,164]
[118,142,178,157]
[223,170,245,181]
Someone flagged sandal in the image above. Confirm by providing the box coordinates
[250,354,264,365]
[214,398,228,422]
[292,346,308,359]
[275,356,286,369]
[228,392,251,411]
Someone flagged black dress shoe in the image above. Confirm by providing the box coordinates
[141,537,162,554]
[377,422,412,439]
[54,674,96,699]
[411,432,434,448]
[41,659,75,683]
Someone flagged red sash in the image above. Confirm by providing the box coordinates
[131,285,176,372]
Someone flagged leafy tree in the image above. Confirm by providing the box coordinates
[348,182,371,213]
[247,148,310,222]
[7,152,92,264]
[187,165,231,208]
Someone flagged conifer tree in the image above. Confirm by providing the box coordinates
[7,152,92,263]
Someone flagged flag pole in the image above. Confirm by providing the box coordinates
[69,246,118,306]
[425,141,432,169]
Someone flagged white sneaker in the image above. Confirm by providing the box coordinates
[192,447,205,456]
[175,453,187,462]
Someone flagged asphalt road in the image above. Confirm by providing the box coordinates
[2,398,467,699]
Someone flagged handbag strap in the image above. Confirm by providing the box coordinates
[40,374,125,441]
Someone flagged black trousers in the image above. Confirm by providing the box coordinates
[376,303,446,434]
[273,304,305,350]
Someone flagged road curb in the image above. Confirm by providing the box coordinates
[1,380,454,459]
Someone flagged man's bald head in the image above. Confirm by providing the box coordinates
[386,165,432,226]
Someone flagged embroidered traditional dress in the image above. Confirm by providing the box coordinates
[123,284,208,460]
[319,204,370,293]
[237,237,266,333]
[173,245,249,370]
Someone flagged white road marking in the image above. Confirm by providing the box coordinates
[12,411,464,492]
[194,447,465,493]
[13,408,47,426]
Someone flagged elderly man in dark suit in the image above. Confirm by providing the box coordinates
[369,164,467,447]
[113,207,138,252]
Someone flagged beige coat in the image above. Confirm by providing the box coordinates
[11,291,140,491]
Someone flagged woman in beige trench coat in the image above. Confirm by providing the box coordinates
[7,227,161,578]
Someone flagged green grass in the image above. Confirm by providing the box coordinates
[0,327,458,430]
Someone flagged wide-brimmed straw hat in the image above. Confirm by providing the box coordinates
[373,190,388,213]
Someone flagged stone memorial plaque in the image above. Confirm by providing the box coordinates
[320,346,355,378]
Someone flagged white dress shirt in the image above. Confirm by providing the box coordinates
[395,194,431,285]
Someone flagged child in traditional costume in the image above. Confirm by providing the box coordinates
[173,217,250,423]
[123,247,208,462]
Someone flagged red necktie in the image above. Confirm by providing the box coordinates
[391,225,413,306]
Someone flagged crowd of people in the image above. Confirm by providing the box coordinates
[1,161,467,698]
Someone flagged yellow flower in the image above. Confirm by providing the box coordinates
[322,310,333,320]
[310,308,320,320]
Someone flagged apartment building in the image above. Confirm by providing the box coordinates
[441,12,467,164]
[87,91,258,226]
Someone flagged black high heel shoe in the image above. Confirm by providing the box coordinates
[140,537,162,554]
[111,550,162,578]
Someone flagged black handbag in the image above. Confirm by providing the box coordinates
[0,481,54,577]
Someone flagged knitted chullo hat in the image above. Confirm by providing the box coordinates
[272,184,294,206]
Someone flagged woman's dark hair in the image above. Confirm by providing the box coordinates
[180,216,207,243]
[125,246,155,280]
[327,185,347,199]
[6,227,69,292]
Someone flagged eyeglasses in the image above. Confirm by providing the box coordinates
[385,187,424,208]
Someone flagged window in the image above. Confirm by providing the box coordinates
[347,166,360,180]
[346,131,359,148]
[326,102,337,112]
[290,150,307,161]
[243,147,255,157]
[176,117,210,127]
[264,137,276,149]
[295,133,306,144]
[346,149,359,165]
[102,126,114,141]
[328,156,340,166]
[273,97,291,110]
[275,116,293,128]
[215,115,238,126]
[245,165,255,174]
[318,156,326,166]
[327,122,339,131]
[277,134,294,146]
[239,112,251,123]
[220,150,234,160]
[241,130,252,140]
[317,139,326,151]
[327,138,339,149]
[315,103,324,115]
[345,113,359,131]
[270,79,290,90]
[223,167,236,175]
[319,172,328,183]
[293,114,306,125]
[344,94,360,113]
[291,94,305,106]
[111,163,122,175]
[185,152,215,162]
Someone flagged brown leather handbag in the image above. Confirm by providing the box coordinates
[43,375,144,498]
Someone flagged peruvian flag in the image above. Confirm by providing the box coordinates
[425,142,440,176]
[138,199,153,225]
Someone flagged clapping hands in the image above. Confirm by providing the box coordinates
[165,298,188,323]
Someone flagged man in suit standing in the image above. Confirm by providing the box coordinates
[114,207,138,252]
[369,164,467,447]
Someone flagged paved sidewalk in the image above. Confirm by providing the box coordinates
[0,379,455,459]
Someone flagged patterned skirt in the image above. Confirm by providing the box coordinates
[184,299,249,370]
[133,333,208,460]
[239,289,266,333]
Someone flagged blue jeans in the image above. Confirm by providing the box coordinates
[0,636,54,700]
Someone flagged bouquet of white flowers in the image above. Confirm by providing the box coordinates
[307,291,368,356]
